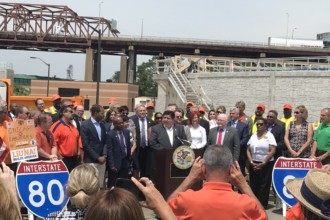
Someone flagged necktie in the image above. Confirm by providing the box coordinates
[140,118,146,148]
[217,129,223,144]
[231,121,235,127]
[119,131,127,155]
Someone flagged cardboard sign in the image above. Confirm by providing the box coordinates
[6,119,38,163]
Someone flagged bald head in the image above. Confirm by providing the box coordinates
[216,113,228,129]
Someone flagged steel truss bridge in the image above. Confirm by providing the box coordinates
[0,2,119,53]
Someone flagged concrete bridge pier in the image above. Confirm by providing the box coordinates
[128,46,136,83]
[84,47,102,82]
[119,55,128,83]
[85,48,93,81]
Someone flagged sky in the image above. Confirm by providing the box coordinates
[0,0,330,80]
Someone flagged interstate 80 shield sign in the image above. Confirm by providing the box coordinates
[272,157,322,207]
[16,160,69,218]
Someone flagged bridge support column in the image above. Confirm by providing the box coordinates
[128,46,136,83]
[84,48,93,81]
[119,55,128,83]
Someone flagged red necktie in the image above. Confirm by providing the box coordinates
[217,129,223,144]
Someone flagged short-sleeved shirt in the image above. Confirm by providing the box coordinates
[51,120,79,157]
[168,182,267,220]
[35,126,56,160]
[248,131,277,162]
[313,122,330,151]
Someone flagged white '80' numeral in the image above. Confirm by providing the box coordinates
[28,180,64,207]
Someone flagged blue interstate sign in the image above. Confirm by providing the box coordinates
[16,160,69,218]
[272,157,322,207]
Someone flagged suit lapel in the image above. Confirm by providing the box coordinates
[223,128,231,145]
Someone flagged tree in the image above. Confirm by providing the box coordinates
[136,57,157,97]
[13,85,30,96]
[112,71,120,82]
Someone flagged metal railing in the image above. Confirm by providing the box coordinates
[157,55,330,73]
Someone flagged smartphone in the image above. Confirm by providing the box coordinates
[115,178,145,201]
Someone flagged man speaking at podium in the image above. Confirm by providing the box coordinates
[150,110,187,150]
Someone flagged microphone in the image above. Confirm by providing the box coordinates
[177,136,191,145]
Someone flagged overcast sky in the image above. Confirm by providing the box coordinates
[0,0,329,80]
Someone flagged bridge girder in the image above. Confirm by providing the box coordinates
[0,2,119,51]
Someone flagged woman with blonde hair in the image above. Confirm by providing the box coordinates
[0,162,22,220]
[284,105,313,158]
[47,164,100,219]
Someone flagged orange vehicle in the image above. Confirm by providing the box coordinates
[0,79,84,109]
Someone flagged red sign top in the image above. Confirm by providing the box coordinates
[17,160,68,174]
[274,157,322,169]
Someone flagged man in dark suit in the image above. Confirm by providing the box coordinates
[208,113,240,161]
[106,115,131,188]
[228,107,250,175]
[81,104,107,187]
[266,110,285,209]
[130,104,155,177]
[266,110,285,161]
[150,110,187,150]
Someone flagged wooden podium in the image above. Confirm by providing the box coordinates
[151,148,204,199]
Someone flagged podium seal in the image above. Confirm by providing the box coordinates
[172,146,195,169]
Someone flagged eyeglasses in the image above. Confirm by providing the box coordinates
[256,123,264,126]
[65,110,74,114]
[294,111,301,114]
[37,103,45,106]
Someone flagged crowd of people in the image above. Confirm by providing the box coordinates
[0,95,330,220]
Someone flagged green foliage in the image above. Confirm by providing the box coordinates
[136,58,157,97]
[112,71,120,82]
[13,85,30,96]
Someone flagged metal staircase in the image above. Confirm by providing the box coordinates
[156,56,214,110]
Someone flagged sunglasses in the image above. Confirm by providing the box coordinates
[256,123,264,126]
[156,117,162,120]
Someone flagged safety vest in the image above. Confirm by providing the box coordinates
[251,115,257,134]
[312,120,321,131]
[44,106,58,114]
[280,116,294,130]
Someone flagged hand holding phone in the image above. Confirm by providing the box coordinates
[115,178,145,201]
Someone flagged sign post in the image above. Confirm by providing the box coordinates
[272,157,322,216]
[16,160,70,219]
